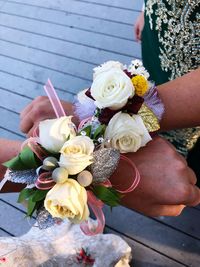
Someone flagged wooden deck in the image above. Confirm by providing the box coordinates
[0,0,199,266]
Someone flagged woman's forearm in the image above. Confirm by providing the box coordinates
[0,139,24,192]
[158,68,200,131]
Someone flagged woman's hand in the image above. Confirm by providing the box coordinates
[110,136,200,216]
[20,96,77,137]
[134,11,144,42]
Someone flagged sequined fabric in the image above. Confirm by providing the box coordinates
[160,127,200,156]
[145,0,200,80]
[144,0,200,158]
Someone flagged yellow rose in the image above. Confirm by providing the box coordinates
[59,136,94,175]
[44,179,89,223]
[131,75,148,96]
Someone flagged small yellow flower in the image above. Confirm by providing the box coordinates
[131,75,148,96]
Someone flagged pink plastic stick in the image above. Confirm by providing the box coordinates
[80,191,105,236]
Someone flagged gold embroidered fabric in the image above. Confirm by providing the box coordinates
[145,0,200,80]
[145,0,200,156]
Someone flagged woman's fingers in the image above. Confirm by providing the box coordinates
[146,204,186,217]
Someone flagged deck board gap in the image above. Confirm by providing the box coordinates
[106,225,189,267]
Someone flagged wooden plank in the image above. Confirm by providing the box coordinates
[156,207,200,239]
[0,39,94,81]
[77,0,143,11]
[2,0,138,25]
[0,193,26,212]
[0,55,90,95]
[0,127,23,140]
[0,228,13,237]
[0,13,140,57]
[1,2,135,40]
[0,107,21,136]
[104,206,200,266]
[0,0,7,10]
[0,72,74,102]
[106,228,185,267]
[0,200,34,236]
[0,88,30,113]
[0,25,137,66]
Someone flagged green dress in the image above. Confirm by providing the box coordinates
[141,0,200,184]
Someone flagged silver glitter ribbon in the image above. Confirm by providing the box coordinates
[36,207,62,230]
[90,148,120,183]
[5,169,38,185]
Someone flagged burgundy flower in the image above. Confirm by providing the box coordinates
[76,248,95,265]
[98,108,118,125]
[85,88,94,100]
[98,95,144,124]
[122,95,144,114]
[123,69,132,78]
[0,257,6,262]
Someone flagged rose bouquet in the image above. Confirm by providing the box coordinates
[1,60,164,235]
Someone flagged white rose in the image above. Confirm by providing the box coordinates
[44,179,89,223]
[93,60,124,79]
[59,136,94,175]
[91,69,134,110]
[104,112,152,153]
[39,116,76,153]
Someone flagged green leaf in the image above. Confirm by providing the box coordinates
[3,156,25,170]
[32,190,48,202]
[93,124,106,140]
[93,185,122,207]
[20,147,39,169]
[79,125,92,137]
[3,146,40,170]
[18,188,35,203]
[27,196,37,217]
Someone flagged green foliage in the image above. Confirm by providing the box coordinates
[3,146,40,170]
[18,188,35,203]
[18,188,48,217]
[32,190,48,202]
[78,125,92,137]
[93,185,122,207]
[27,196,37,217]
[93,124,106,140]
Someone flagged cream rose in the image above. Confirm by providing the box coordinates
[93,60,124,79]
[39,116,76,153]
[91,69,134,110]
[104,112,152,153]
[59,136,94,175]
[44,179,89,223]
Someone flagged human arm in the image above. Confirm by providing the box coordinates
[20,96,78,137]
[0,139,24,192]
[159,68,200,131]
[20,69,200,136]
[110,136,200,216]
[134,8,144,42]
[1,136,199,216]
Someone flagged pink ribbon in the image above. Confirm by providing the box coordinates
[80,191,105,236]
[21,137,48,161]
[101,155,140,194]
[44,79,66,118]
[113,155,140,193]
[78,117,93,132]
[35,172,56,190]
